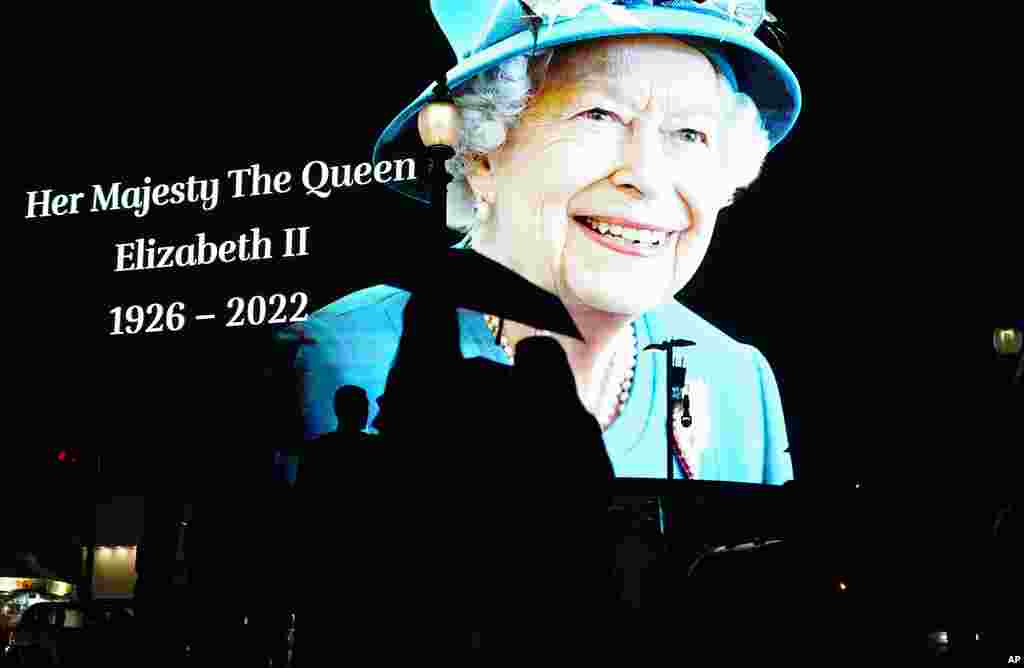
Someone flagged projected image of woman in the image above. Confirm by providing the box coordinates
[280,0,801,483]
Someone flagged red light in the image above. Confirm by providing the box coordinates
[58,450,67,462]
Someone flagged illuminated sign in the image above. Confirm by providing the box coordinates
[0,577,74,597]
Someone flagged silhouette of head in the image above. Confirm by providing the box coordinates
[333,385,370,433]
[514,336,579,402]
[377,294,464,438]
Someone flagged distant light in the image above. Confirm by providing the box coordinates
[855,483,861,489]
[839,582,847,591]
[936,631,948,644]
[975,633,980,641]
[58,450,66,462]
[994,328,1023,355]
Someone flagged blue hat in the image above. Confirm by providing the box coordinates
[374,0,801,204]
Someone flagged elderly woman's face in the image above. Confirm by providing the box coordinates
[472,35,729,316]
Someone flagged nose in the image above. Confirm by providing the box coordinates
[609,122,673,200]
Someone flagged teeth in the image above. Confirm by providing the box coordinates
[580,217,670,246]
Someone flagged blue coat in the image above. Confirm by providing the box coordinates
[274,285,792,484]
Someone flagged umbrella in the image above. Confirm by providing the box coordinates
[384,248,584,341]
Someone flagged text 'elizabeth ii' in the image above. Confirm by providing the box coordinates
[114,226,309,272]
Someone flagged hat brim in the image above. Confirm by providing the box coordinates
[374,5,801,205]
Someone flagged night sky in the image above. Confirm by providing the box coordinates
[7,9,1021,656]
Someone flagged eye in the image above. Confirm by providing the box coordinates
[577,107,623,124]
[675,128,710,146]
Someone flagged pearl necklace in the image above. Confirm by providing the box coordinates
[483,314,638,430]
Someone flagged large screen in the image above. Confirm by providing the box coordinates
[17,4,1018,494]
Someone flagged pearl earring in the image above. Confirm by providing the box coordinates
[475,199,492,223]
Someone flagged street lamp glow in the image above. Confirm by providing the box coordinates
[417,100,461,148]
[994,328,1022,355]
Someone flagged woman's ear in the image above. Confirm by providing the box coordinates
[465,153,498,205]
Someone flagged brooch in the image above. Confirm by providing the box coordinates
[671,376,710,478]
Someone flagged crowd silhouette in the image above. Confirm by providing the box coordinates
[276,294,625,651]
[111,295,1019,657]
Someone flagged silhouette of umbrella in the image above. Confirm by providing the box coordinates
[384,249,584,341]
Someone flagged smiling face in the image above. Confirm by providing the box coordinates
[468,35,732,316]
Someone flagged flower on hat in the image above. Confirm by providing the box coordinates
[521,0,648,28]
[521,0,772,34]
[706,0,769,32]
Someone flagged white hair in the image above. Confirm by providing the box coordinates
[445,41,771,237]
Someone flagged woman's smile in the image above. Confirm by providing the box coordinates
[572,214,681,257]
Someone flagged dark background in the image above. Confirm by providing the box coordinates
[8,3,1020,654]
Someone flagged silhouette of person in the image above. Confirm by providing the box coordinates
[295,385,377,494]
[289,298,618,651]
[332,385,372,438]
[455,336,616,647]
[376,292,464,444]
[290,384,395,658]
[513,337,616,632]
